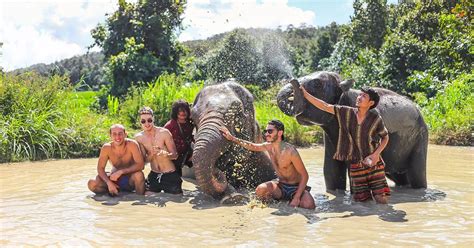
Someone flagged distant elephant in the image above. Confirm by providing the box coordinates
[191,82,276,200]
[277,71,428,192]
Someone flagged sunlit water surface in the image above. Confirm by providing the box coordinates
[1,145,473,246]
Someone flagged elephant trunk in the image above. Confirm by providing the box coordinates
[277,79,305,116]
[192,114,230,199]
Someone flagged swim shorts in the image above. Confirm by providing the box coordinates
[146,170,183,194]
[277,182,311,201]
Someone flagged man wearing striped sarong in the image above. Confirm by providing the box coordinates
[301,86,390,204]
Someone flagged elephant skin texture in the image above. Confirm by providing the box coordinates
[191,82,276,200]
[277,71,428,193]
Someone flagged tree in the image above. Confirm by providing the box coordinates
[90,0,186,97]
[205,29,261,84]
[351,0,388,50]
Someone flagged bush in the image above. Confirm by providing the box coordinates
[0,72,119,162]
[118,73,203,129]
[255,101,323,146]
[415,72,473,145]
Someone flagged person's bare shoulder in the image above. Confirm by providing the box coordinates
[284,142,299,155]
[157,127,173,137]
[134,131,146,142]
[100,142,112,154]
[125,138,139,146]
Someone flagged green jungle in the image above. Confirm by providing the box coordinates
[1,0,472,163]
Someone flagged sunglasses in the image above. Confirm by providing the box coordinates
[263,129,275,134]
[140,118,153,124]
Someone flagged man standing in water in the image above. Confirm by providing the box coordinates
[88,124,145,195]
[220,119,315,209]
[135,106,182,194]
[300,85,390,203]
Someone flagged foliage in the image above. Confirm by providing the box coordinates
[91,0,186,97]
[10,52,106,90]
[205,29,261,84]
[415,72,473,145]
[0,73,119,162]
[351,0,387,50]
[255,101,323,146]
[118,73,203,129]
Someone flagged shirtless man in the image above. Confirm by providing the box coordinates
[134,106,182,194]
[220,119,315,209]
[87,124,145,195]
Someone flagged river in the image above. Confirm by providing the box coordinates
[1,145,473,246]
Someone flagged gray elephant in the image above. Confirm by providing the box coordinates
[277,71,428,193]
[191,82,276,200]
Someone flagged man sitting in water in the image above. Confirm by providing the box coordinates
[134,106,182,194]
[220,119,315,209]
[88,124,146,196]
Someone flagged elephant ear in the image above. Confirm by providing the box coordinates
[340,79,355,92]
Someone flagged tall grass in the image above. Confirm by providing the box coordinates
[0,72,119,162]
[119,73,203,129]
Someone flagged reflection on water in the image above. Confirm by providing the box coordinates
[1,145,473,246]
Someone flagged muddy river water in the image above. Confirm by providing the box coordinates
[1,145,473,246]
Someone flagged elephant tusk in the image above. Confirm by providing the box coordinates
[288,96,294,101]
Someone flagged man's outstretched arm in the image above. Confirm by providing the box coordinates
[220,127,267,152]
[300,86,335,115]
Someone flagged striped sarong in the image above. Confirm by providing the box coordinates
[350,160,390,201]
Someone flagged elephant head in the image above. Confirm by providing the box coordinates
[277,71,345,126]
[191,82,275,199]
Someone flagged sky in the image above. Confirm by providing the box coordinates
[0,0,397,71]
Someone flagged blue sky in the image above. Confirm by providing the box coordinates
[0,0,397,71]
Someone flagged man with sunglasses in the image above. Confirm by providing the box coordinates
[220,119,315,209]
[134,106,182,194]
[88,124,145,196]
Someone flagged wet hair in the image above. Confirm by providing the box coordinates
[109,124,126,134]
[138,106,154,116]
[170,100,191,121]
[268,119,285,141]
[361,86,380,109]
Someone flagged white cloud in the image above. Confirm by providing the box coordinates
[0,0,116,71]
[0,0,315,70]
[179,0,315,41]
[1,23,83,70]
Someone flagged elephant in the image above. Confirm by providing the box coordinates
[191,81,277,201]
[277,71,428,193]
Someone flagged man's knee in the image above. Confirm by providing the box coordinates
[88,178,105,193]
[87,179,96,192]
[256,182,275,200]
[131,171,145,182]
[296,191,315,209]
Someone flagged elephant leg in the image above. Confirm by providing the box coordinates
[407,136,428,188]
[323,135,347,193]
[386,172,409,186]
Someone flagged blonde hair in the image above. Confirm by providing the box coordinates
[138,106,154,116]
